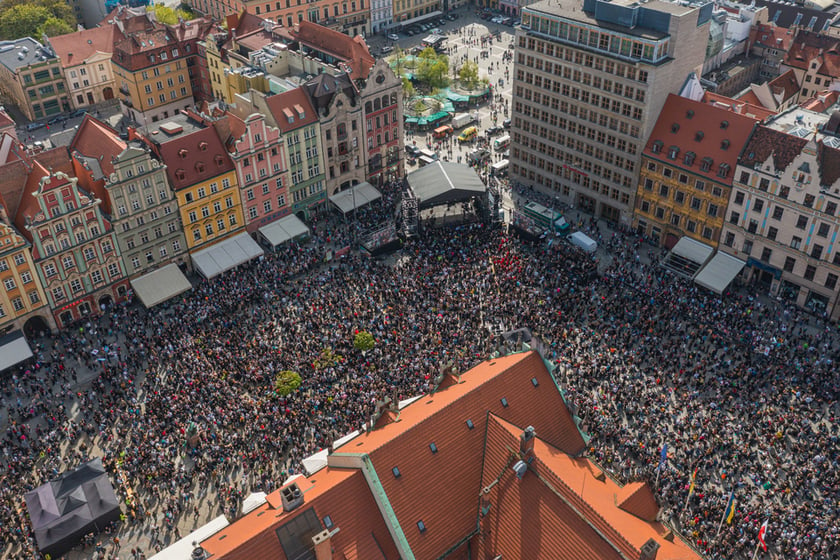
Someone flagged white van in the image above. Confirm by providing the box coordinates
[493,135,510,151]
[568,231,598,253]
[490,159,509,176]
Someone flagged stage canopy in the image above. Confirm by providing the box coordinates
[329,182,382,214]
[130,263,192,308]
[406,161,487,209]
[258,214,310,248]
[25,458,121,559]
[661,236,714,278]
[0,331,33,371]
[694,251,746,294]
[191,232,264,279]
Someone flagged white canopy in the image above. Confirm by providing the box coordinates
[694,252,746,294]
[662,236,714,277]
[241,492,268,515]
[130,264,192,308]
[329,182,382,214]
[0,332,33,371]
[191,232,264,279]
[149,515,229,560]
[301,448,329,476]
[258,214,310,248]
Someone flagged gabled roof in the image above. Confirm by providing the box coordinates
[817,140,840,187]
[225,10,266,37]
[701,91,775,122]
[644,93,758,183]
[475,414,701,560]
[13,154,74,237]
[739,125,809,173]
[295,21,374,81]
[335,351,586,560]
[48,25,115,67]
[304,72,357,112]
[783,29,840,76]
[265,88,318,133]
[201,469,399,559]
[756,1,834,31]
[799,89,840,113]
[750,22,794,52]
[70,115,126,181]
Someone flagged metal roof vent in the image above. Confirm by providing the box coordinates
[512,460,528,479]
[280,482,304,512]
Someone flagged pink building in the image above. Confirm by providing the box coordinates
[225,112,289,233]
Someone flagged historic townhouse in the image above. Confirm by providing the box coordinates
[510,0,711,225]
[780,29,840,102]
[47,25,117,111]
[0,38,70,121]
[720,117,840,320]
[133,111,244,251]
[633,94,758,248]
[361,58,403,187]
[15,159,128,328]
[0,216,50,335]
[70,116,188,277]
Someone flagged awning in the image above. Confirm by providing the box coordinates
[241,492,267,515]
[148,515,229,560]
[0,331,33,371]
[130,264,192,308]
[191,232,264,279]
[694,252,746,294]
[329,182,382,214]
[661,236,714,278]
[258,214,310,248]
[398,10,443,27]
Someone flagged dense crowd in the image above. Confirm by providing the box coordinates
[1,191,839,559]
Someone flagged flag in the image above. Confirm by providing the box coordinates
[724,492,736,524]
[687,468,698,499]
[658,444,668,470]
[758,519,768,551]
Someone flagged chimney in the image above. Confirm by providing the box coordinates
[312,529,335,560]
[519,426,536,456]
[279,482,304,512]
[639,538,660,560]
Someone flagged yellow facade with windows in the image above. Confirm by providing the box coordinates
[114,58,193,126]
[0,222,50,332]
[177,170,246,251]
[634,156,729,248]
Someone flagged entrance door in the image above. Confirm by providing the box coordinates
[103,87,114,100]
[87,92,94,105]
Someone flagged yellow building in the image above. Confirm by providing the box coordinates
[134,111,245,252]
[633,95,759,248]
[0,221,51,335]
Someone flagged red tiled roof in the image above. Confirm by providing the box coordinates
[201,469,399,559]
[295,21,374,81]
[739,125,808,173]
[70,115,126,180]
[338,351,586,560]
[783,29,840,76]
[799,89,840,112]
[645,94,758,184]
[616,482,660,522]
[0,108,15,131]
[817,140,840,187]
[0,158,30,220]
[701,91,775,122]
[265,89,318,133]
[475,415,701,560]
[768,70,800,102]
[13,157,73,238]
[48,25,115,67]
[750,23,794,52]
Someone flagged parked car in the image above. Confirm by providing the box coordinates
[486,125,503,136]
[387,33,400,40]
[406,145,421,156]
[382,46,394,54]
[48,115,68,125]
[25,122,45,131]
[503,118,511,129]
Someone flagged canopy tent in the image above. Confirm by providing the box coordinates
[191,232,264,280]
[241,492,268,515]
[329,182,382,214]
[661,236,713,278]
[25,458,121,559]
[0,331,33,371]
[130,264,192,308]
[301,448,329,475]
[694,251,746,294]
[148,515,229,560]
[258,214,310,248]
[444,89,470,103]
[406,161,487,209]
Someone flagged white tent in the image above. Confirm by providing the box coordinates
[662,236,714,277]
[191,232,264,279]
[694,252,746,294]
[130,264,192,308]
[329,182,382,214]
[241,492,268,515]
[258,214,310,248]
[0,332,33,371]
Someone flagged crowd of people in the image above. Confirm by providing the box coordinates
[1,182,839,560]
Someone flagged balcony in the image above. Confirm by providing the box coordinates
[119,85,130,95]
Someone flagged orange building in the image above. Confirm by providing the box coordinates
[197,351,702,560]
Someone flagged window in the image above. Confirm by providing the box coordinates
[193,229,201,241]
[12,298,23,312]
[21,271,32,284]
[761,247,772,262]
[724,232,735,247]
[791,236,802,250]
[826,201,837,216]
[205,223,213,236]
[263,200,272,213]
[796,215,808,229]
[91,270,102,283]
[229,214,237,226]
[691,197,702,211]
[44,263,56,277]
[69,279,82,293]
[84,248,95,261]
[707,204,718,218]
[3,278,16,291]
[826,273,838,290]
[216,219,225,231]
[52,287,64,301]
[772,206,783,220]
[767,226,778,241]
[13,254,25,266]
[818,223,830,238]
[729,211,740,224]
[0,259,7,271]
[753,199,764,213]
[784,257,796,272]
[28,291,40,305]
[812,244,824,260]
[804,265,816,281]
[62,256,75,270]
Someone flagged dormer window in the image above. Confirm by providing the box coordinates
[667,145,679,160]
[720,120,729,129]
[695,131,704,142]
[686,109,694,119]
[717,163,730,178]
[701,157,713,172]
[175,169,185,180]
[179,149,188,158]
[684,151,696,166]
[199,142,208,151]
[671,123,680,133]
[195,162,205,173]
[215,155,225,166]
[721,140,730,150]
[651,140,663,154]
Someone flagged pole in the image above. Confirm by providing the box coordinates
[716,492,731,538]
[750,539,761,560]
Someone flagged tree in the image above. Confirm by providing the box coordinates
[274,370,302,397]
[401,76,415,99]
[0,0,75,40]
[313,346,343,371]
[458,60,480,90]
[148,4,195,25]
[353,331,375,353]
[416,49,449,89]
[38,15,73,37]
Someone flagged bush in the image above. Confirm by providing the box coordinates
[354,331,375,353]
[274,370,302,397]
